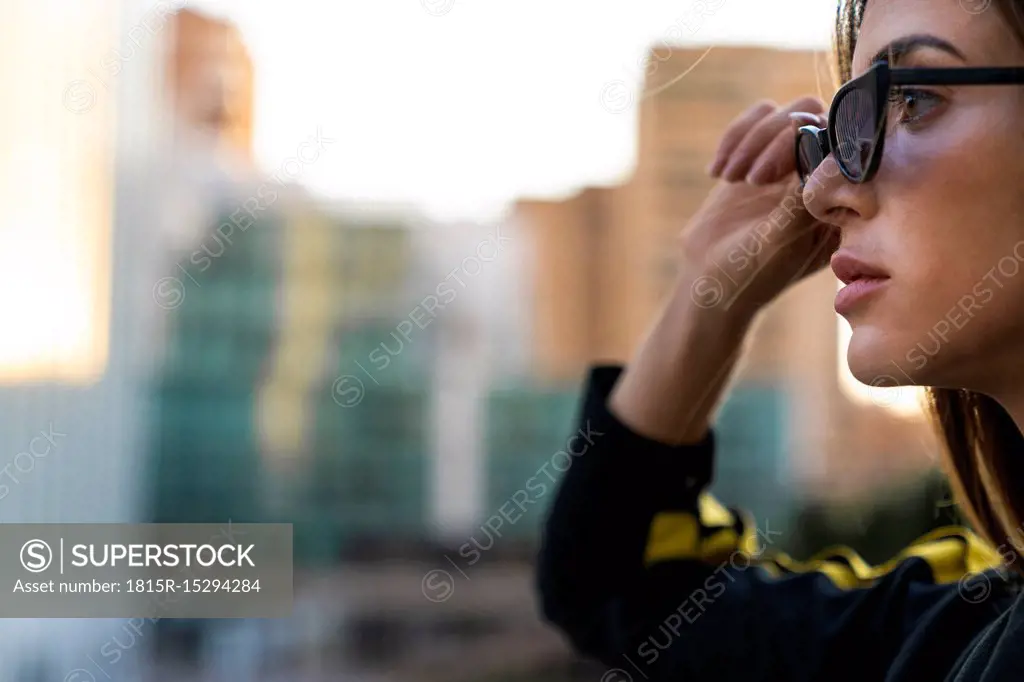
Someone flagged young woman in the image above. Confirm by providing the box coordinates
[536,1,1024,679]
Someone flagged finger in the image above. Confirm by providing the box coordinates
[788,111,825,128]
[707,100,777,177]
[720,97,825,182]
[746,115,821,185]
[720,97,826,182]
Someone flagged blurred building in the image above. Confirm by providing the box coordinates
[513,46,939,513]
[148,196,433,543]
[166,7,255,162]
[0,0,188,678]
[263,205,433,560]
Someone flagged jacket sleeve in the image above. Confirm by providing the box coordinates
[536,365,1007,682]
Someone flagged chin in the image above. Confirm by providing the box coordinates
[845,324,914,388]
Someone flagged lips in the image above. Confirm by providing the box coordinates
[831,251,890,315]
[830,251,890,285]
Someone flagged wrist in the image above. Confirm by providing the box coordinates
[608,273,752,445]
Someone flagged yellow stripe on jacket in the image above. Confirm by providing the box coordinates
[643,493,1003,589]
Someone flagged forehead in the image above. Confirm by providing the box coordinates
[854,0,1022,74]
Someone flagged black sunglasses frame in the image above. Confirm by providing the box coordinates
[795,124,830,187]
[799,61,1024,185]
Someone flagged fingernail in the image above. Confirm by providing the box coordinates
[789,111,823,126]
[706,158,722,176]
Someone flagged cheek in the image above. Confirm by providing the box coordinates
[853,117,1024,383]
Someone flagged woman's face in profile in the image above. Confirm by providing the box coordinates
[805,0,1024,393]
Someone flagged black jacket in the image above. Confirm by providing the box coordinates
[537,366,1024,681]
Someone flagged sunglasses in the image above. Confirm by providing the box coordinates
[796,60,1024,185]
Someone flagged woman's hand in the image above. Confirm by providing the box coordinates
[609,97,839,445]
[683,98,839,322]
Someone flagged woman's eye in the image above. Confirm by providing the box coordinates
[887,87,942,124]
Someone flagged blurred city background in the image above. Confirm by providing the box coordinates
[0,0,958,680]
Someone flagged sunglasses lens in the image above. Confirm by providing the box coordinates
[833,79,879,181]
[797,131,825,182]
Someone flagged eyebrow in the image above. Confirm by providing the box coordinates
[868,34,968,66]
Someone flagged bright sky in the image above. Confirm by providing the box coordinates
[190,0,836,221]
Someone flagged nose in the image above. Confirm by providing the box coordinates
[802,151,878,229]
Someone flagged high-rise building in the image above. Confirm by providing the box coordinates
[166,8,255,161]
[0,0,183,677]
[517,46,837,379]
[514,46,938,503]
